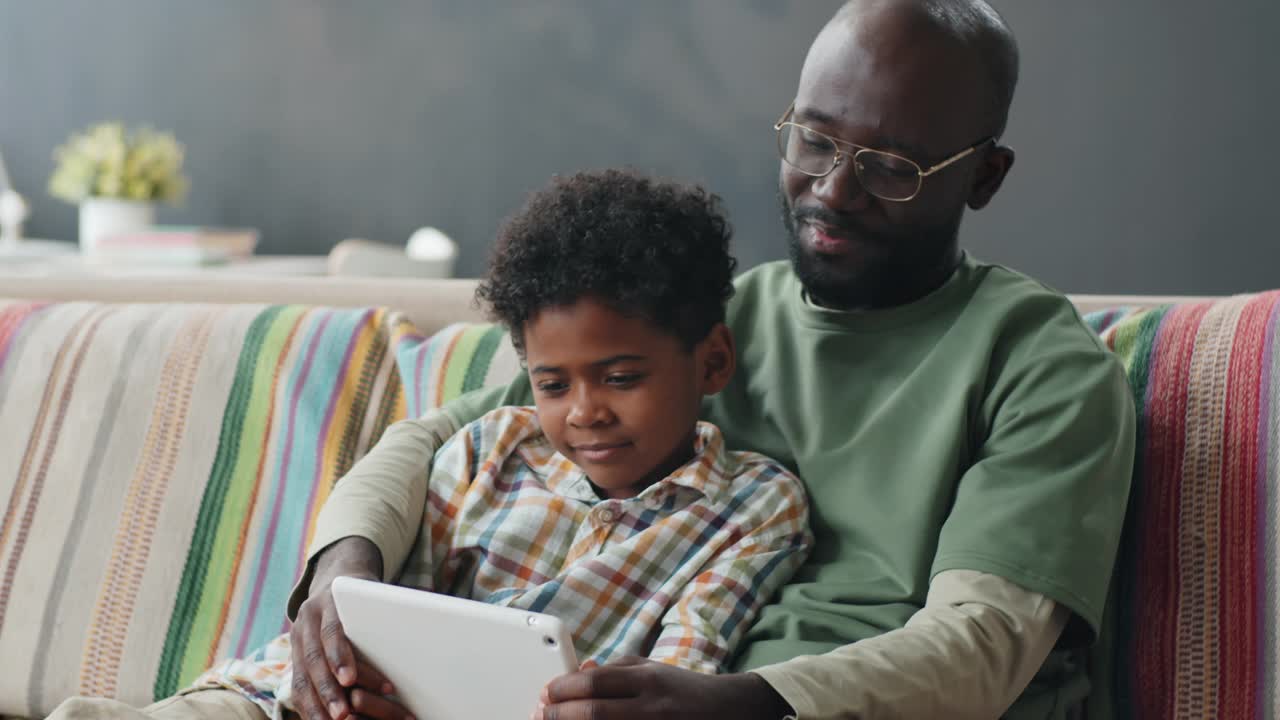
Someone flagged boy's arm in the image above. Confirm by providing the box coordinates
[288,378,530,617]
[647,470,812,674]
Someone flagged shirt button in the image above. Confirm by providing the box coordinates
[598,507,618,524]
[644,495,664,510]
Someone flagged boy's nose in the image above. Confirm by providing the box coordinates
[567,389,614,427]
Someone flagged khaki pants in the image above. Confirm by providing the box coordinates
[45,690,266,720]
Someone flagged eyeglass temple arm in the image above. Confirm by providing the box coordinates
[919,137,996,176]
[773,102,796,130]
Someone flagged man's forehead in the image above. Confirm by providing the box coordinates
[795,5,989,152]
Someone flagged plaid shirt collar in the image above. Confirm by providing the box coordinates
[514,420,731,505]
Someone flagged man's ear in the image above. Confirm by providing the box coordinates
[967,144,1015,210]
[696,323,736,396]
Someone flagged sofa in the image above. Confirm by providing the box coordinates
[0,273,1274,719]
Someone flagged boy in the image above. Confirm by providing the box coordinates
[68,169,810,720]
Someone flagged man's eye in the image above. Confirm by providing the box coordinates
[799,129,829,148]
[537,381,568,394]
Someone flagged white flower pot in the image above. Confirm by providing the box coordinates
[78,198,155,255]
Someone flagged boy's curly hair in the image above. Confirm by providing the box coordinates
[476,168,737,353]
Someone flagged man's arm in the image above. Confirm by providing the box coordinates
[752,569,1069,720]
[288,406,506,720]
[286,378,528,617]
[537,569,1065,720]
[286,409,460,617]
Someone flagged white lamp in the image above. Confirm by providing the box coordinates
[327,227,459,279]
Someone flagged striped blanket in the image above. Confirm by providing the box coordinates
[1090,291,1280,719]
[0,301,517,719]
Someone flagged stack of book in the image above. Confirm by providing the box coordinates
[91,227,259,265]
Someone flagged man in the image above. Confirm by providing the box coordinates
[287,1,1135,719]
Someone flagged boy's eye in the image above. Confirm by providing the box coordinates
[536,381,568,395]
[605,373,643,387]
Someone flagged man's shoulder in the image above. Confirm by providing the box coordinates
[724,261,798,334]
[961,260,1131,425]
[963,257,1111,356]
[731,261,797,303]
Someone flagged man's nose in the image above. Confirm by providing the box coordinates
[810,156,873,213]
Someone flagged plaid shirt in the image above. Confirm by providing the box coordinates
[191,406,811,718]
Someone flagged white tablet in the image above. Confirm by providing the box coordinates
[331,576,578,720]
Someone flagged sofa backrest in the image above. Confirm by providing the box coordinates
[1086,292,1280,719]
[0,273,1214,336]
[0,276,489,338]
[0,300,519,718]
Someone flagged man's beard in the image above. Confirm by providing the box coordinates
[780,190,963,310]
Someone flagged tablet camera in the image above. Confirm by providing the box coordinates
[543,635,558,648]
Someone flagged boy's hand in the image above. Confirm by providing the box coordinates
[291,537,413,720]
[347,660,411,720]
[533,657,794,720]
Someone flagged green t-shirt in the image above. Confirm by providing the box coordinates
[445,255,1135,714]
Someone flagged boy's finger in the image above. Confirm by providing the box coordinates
[354,658,395,695]
[350,688,414,720]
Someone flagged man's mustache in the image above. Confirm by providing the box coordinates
[790,206,861,238]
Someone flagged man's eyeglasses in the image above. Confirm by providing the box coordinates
[774,102,994,202]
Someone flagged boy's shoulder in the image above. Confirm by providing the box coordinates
[720,449,806,495]
[447,405,545,452]
[701,427,808,515]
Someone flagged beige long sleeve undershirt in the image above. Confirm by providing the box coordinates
[288,411,461,618]
[290,413,1069,719]
[752,569,1069,720]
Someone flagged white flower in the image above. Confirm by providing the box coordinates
[48,123,188,205]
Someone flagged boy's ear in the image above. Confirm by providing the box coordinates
[697,323,736,396]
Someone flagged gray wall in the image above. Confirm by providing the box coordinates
[2,1,1276,294]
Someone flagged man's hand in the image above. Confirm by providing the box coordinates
[289,536,413,720]
[533,657,794,720]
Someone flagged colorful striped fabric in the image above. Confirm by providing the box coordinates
[1088,291,1280,719]
[398,321,521,418]
[0,300,440,718]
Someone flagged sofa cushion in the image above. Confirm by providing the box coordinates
[397,321,520,419]
[0,300,425,718]
[1087,291,1280,719]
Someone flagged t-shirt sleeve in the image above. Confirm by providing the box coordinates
[931,340,1136,642]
